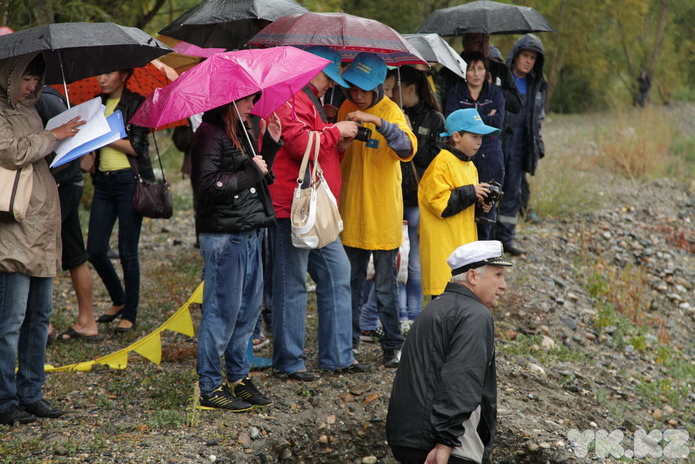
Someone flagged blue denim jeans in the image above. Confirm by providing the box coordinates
[197,231,264,395]
[87,170,142,323]
[271,219,354,373]
[344,246,403,351]
[401,206,422,320]
[0,273,53,411]
[361,207,423,327]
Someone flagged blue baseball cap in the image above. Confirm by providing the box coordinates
[306,46,349,88]
[341,52,387,91]
[440,108,501,137]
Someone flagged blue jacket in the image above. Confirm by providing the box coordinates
[444,81,505,184]
[504,34,548,175]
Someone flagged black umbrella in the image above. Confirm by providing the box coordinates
[0,22,171,85]
[159,0,308,49]
[417,0,556,36]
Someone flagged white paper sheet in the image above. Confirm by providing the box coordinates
[45,97,110,159]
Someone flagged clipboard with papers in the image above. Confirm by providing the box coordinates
[46,97,127,169]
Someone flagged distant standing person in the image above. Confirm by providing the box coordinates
[497,34,548,256]
[635,71,651,108]
[387,240,512,464]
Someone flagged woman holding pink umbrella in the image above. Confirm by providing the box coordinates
[191,94,282,412]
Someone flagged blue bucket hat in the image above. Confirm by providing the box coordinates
[306,46,349,88]
[440,108,501,137]
[341,52,387,91]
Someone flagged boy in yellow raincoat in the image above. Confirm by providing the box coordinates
[419,108,500,296]
[338,52,417,367]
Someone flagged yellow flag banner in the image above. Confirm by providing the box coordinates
[45,282,204,373]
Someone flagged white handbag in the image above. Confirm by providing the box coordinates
[290,131,343,249]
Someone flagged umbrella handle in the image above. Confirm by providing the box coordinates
[233,101,258,158]
[56,49,71,109]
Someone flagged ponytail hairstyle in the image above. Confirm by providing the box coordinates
[398,65,441,112]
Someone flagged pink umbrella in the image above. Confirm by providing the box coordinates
[171,40,226,58]
[130,46,329,129]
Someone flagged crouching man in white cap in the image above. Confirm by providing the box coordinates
[386,240,512,464]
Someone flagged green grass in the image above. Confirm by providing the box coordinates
[497,334,586,364]
[526,113,608,218]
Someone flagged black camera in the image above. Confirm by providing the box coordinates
[354,125,372,142]
[484,181,503,205]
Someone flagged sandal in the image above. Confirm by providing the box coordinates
[56,327,99,341]
[252,335,269,351]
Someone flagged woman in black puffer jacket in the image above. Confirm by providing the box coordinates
[191,95,282,411]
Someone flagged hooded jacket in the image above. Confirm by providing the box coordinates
[191,107,279,234]
[505,34,547,175]
[387,283,497,463]
[338,84,417,250]
[0,53,61,277]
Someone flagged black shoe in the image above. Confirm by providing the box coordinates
[336,362,372,374]
[114,321,137,333]
[231,377,272,406]
[96,309,123,323]
[504,244,525,256]
[287,371,315,382]
[200,386,252,412]
[383,349,402,368]
[0,405,37,425]
[20,399,64,418]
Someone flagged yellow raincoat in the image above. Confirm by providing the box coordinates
[338,97,416,250]
[418,148,478,295]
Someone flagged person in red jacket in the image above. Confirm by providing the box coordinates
[269,46,370,381]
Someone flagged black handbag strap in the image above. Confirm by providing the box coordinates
[129,130,167,184]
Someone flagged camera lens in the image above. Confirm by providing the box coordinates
[355,126,372,142]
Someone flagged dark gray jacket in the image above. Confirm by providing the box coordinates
[505,34,548,175]
[387,283,497,463]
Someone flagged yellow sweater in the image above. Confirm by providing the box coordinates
[418,149,479,295]
[338,97,417,250]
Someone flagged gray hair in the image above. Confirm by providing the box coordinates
[450,265,487,284]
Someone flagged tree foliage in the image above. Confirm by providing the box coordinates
[3,0,693,113]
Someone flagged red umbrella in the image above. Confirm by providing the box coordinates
[247,12,427,66]
[130,47,330,129]
[50,60,186,130]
